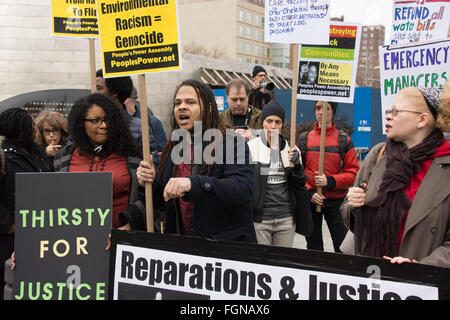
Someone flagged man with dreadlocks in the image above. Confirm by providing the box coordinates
[134,80,257,242]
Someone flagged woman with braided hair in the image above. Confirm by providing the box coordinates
[0,107,52,299]
[342,84,450,267]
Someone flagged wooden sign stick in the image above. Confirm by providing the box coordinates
[138,74,155,232]
[89,39,96,93]
[316,103,328,213]
[289,44,300,167]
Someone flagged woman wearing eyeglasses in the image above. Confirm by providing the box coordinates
[342,84,450,267]
[34,110,69,161]
[53,93,144,230]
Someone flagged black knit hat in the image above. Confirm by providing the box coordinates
[261,100,286,123]
[252,65,267,78]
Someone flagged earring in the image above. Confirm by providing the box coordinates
[418,124,422,129]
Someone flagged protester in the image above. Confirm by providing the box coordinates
[134,79,256,242]
[34,109,69,161]
[95,69,160,165]
[247,101,312,247]
[248,65,275,111]
[220,79,262,142]
[298,101,359,252]
[343,85,450,267]
[53,93,145,230]
[0,107,53,299]
[124,86,167,153]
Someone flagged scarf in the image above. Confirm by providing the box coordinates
[355,129,444,257]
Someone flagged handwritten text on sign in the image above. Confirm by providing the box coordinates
[390,0,450,45]
[265,0,330,44]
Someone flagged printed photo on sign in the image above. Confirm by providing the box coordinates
[96,0,182,77]
[51,0,99,38]
[390,0,450,45]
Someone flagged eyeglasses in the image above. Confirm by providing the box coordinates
[42,129,61,135]
[385,108,423,117]
[84,118,107,126]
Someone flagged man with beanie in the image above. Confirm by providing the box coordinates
[247,100,313,247]
[249,65,275,111]
[220,79,262,142]
[298,101,359,252]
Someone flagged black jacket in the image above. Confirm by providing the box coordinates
[0,139,52,266]
[247,135,313,237]
[129,132,257,242]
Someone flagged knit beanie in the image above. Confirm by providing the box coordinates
[261,100,285,123]
[252,65,267,78]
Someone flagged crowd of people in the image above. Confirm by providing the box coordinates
[1,65,449,299]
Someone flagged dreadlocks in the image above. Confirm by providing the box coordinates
[159,80,226,177]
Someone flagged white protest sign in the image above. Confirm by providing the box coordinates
[113,244,439,300]
[265,0,330,44]
[378,39,449,134]
[390,0,450,45]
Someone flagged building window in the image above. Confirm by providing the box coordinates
[260,46,265,57]
[246,57,252,63]
[267,47,271,58]
[246,12,252,24]
[239,9,244,22]
[239,25,243,37]
[246,27,251,39]
[255,45,259,57]
[254,14,259,27]
[238,56,243,62]
[246,43,251,55]
[254,29,259,41]
[239,41,244,54]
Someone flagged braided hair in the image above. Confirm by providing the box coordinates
[0,107,35,153]
[158,80,226,176]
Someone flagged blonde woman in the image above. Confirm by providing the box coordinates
[343,84,450,267]
[34,110,69,159]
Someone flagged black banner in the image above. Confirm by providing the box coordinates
[109,230,450,301]
[53,17,98,35]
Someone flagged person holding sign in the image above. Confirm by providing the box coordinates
[247,101,312,247]
[135,80,257,242]
[53,94,145,230]
[0,108,53,299]
[298,101,359,253]
[343,85,450,267]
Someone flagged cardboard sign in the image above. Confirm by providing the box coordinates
[13,172,112,300]
[297,22,361,103]
[109,230,450,301]
[390,0,450,45]
[378,39,449,133]
[264,0,330,45]
[51,0,99,38]
[96,0,181,77]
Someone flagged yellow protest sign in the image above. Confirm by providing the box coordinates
[51,0,99,38]
[96,0,181,77]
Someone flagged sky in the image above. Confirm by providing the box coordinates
[329,0,393,44]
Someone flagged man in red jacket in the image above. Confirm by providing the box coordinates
[299,101,359,252]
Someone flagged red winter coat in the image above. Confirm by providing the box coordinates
[303,122,359,200]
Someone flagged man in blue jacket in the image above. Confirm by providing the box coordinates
[128,80,256,242]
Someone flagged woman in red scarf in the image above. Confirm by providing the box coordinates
[344,84,450,267]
